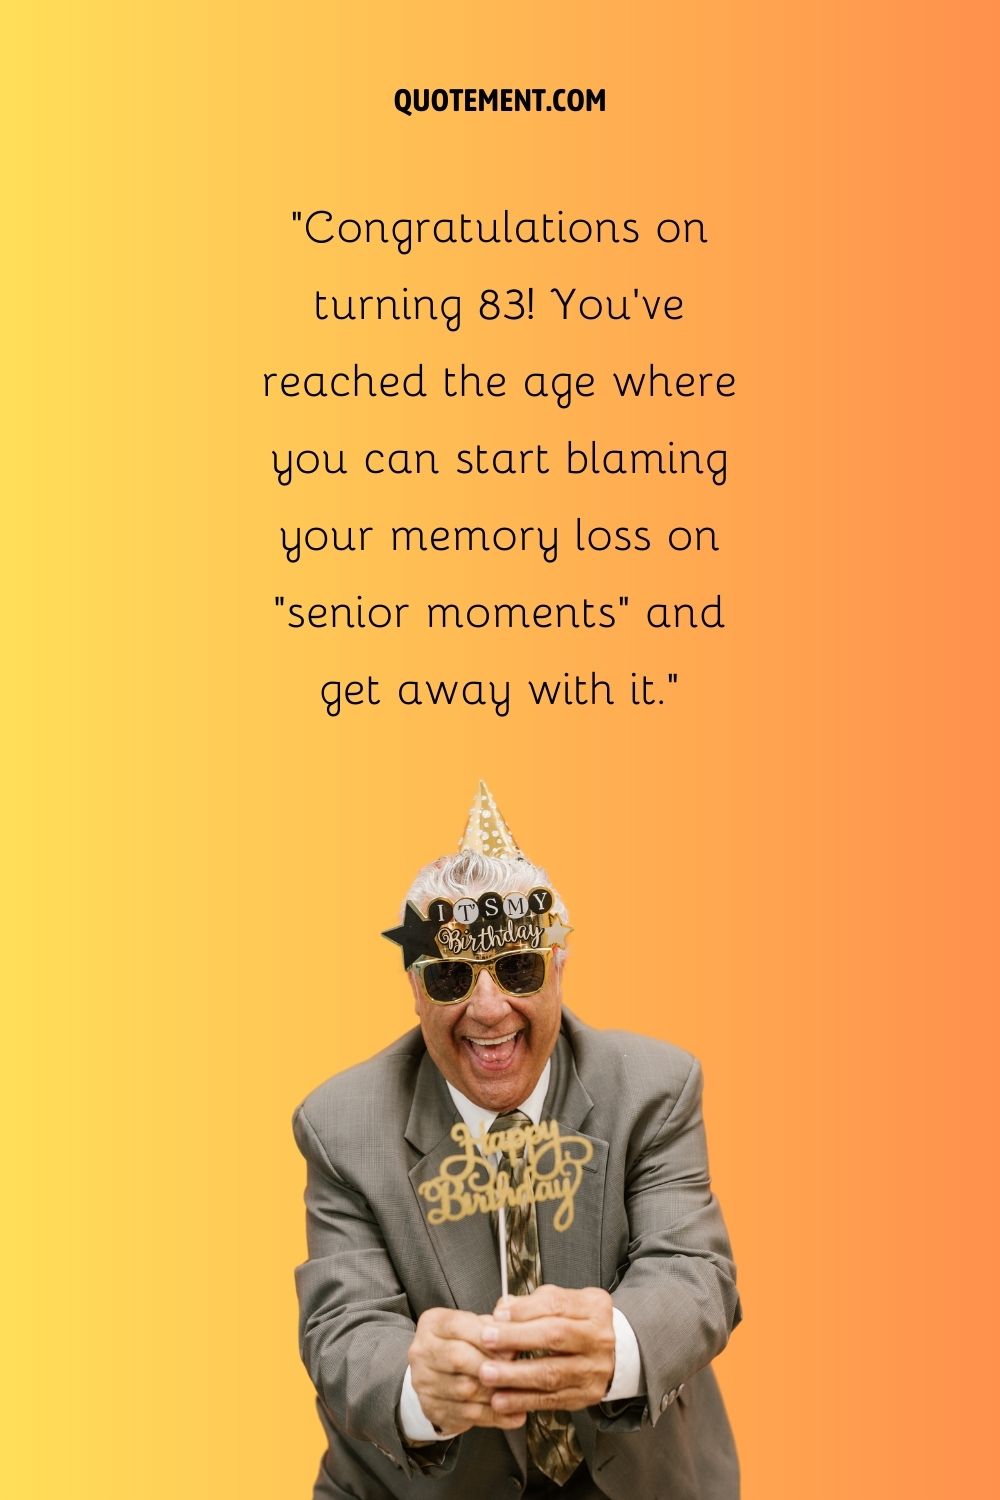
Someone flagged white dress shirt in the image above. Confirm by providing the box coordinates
[399,1061,644,1441]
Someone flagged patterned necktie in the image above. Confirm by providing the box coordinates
[491,1110,583,1486]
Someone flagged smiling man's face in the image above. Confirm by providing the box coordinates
[410,950,563,1114]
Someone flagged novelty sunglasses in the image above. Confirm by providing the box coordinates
[411,946,552,1004]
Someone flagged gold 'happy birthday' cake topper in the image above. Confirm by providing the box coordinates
[418,1117,594,1233]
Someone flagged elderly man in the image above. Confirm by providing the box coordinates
[293,785,741,1498]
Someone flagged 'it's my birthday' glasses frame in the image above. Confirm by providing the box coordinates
[411,947,552,1004]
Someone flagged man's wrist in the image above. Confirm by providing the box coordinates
[398,1365,460,1445]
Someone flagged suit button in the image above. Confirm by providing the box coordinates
[508,1479,522,1491]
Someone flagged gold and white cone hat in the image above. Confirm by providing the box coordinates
[459,780,524,859]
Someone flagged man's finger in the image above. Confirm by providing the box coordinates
[490,1386,594,1414]
[431,1400,527,1430]
[482,1315,598,1355]
[424,1338,494,1379]
[480,1355,592,1392]
[423,1307,497,1344]
[493,1286,612,1323]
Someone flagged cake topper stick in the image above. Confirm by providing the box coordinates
[497,1204,509,1302]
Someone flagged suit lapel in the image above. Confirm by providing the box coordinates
[405,1050,503,1315]
[535,1026,608,1293]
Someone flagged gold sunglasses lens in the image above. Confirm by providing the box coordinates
[421,960,474,1003]
[494,951,547,994]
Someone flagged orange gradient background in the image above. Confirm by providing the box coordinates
[6,3,997,1497]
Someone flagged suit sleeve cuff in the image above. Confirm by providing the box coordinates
[398,1365,461,1444]
[605,1307,644,1401]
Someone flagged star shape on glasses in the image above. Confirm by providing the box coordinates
[382,902,443,969]
[541,917,573,949]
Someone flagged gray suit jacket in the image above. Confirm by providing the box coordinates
[293,1009,741,1499]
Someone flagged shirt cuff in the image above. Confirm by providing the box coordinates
[399,1365,461,1444]
[605,1307,644,1401]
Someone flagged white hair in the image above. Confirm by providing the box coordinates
[405,851,570,963]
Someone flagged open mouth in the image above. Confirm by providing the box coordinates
[462,1030,524,1070]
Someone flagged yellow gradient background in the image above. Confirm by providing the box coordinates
[6,4,996,1497]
